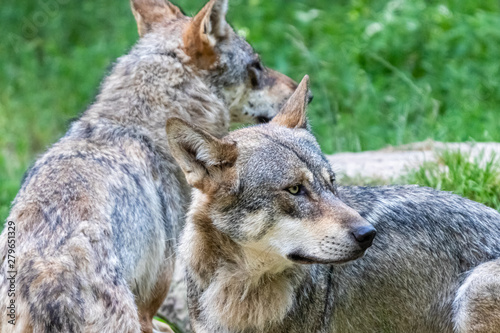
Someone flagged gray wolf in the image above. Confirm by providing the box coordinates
[0,0,298,331]
[168,76,500,333]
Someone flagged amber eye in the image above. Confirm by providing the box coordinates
[251,60,263,71]
[287,185,301,195]
[248,60,263,88]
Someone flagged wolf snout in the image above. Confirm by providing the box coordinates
[352,225,376,250]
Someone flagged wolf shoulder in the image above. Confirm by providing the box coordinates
[9,119,183,244]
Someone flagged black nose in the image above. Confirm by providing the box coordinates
[352,226,376,250]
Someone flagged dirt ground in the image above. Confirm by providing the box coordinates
[328,141,500,183]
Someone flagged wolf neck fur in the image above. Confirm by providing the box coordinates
[183,202,308,331]
[77,32,230,152]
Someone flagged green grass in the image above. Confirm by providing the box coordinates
[405,150,500,211]
[338,149,500,212]
[2,0,500,223]
[154,316,184,333]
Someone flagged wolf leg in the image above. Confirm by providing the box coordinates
[453,259,500,333]
[138,260,175,333]
[158,256,191,332]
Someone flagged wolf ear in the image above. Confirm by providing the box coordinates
[130,0,184,37]
[166,117,238,193]
[183,0,230,69]
[271,75,310,129]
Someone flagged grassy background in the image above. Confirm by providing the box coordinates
[1,0,500,223]
[406,151,500,211]
[340,150,500,212]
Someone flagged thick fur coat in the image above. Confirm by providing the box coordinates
[0,0,297,332]
[168,77,500,333]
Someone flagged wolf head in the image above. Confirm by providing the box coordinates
[130,0,300,125]
[167,76,376,266]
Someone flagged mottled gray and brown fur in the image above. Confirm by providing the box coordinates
[168,76,500,333]
[0,0,298,332]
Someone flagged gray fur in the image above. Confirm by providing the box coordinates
[0,1,297,331]
[172,87,500,333]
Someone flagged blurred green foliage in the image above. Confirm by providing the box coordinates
[1,0,500,222]
[406,150,500,211]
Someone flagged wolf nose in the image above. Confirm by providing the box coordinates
[352,226,376,250]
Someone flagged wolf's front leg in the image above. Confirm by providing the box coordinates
[137,260,175,333]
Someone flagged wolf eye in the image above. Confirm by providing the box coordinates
[287,185,303,195]
[248,60,263,88]
[249,67,260,88]
[251,60,263,71]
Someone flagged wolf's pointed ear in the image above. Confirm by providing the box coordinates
[130,0,184,37]
[166,117,238,193]
[271,75,310,129]
[183,0,230,69]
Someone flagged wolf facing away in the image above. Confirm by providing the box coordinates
[167,76,500,333]
[0,0,298,332]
